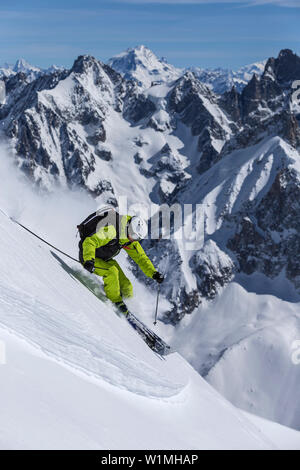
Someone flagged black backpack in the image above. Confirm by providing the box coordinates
[77,209,116,241]
[77,208,122,263]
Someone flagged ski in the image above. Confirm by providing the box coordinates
[126,312,172,356]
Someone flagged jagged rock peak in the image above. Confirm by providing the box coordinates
[263,48,300,85]
[71,55,104,74]
[249,73,260,84]
[278,48,296,59]
[13,58,41,74]
[174,70,213,96]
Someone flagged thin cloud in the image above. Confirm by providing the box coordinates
[111,0,300,5]
[250,0,300,5]
[249,0,300,8]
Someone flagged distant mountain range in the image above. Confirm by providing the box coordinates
[1,45,266,94]
[0,58,65,81]
[108,45,267,93]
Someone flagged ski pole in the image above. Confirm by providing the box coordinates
[153,253,169,326]
[153,284,161,326]
[0,206,79,263]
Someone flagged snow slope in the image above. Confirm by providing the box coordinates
[243,411,300,451]
[0,200,298,449]
[171,282,300,431]
[0,327,277,451]
[0,147,299,449]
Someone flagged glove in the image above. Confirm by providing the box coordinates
[83,259,95,273]
[153,271,164,284]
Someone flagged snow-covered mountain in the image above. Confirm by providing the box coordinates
[0,58,65,82]
[13,58,41,75]
[108,45,182,89]
[0,63,15,78]
[0,59,41,81]
[108,45,266,93]
[188,60,267,94]
[0,47,300,435]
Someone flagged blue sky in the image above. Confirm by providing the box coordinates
[0,0,300,70]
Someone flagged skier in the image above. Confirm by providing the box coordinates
[78,207,164,316]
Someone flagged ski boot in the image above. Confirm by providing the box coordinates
[115,301,129,316]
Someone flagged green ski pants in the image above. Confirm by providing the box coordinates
[94,258,133,303]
